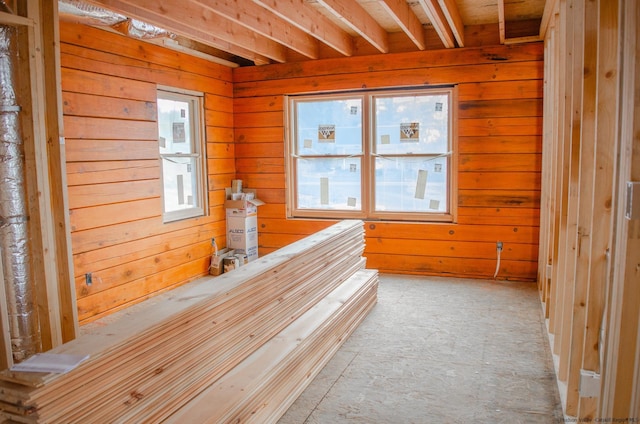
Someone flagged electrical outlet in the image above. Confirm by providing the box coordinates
[579,369,601,398]
[496,241,503,251]
[85,273,92,286]
[626,182,640,219]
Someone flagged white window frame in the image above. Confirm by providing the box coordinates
[157,86,208,223]
[285,87,457,222]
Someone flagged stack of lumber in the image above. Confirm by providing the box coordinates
[0,220,378,423]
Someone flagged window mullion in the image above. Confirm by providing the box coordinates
[362,94,372,219]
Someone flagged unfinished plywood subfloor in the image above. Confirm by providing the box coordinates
[278,274,563,424]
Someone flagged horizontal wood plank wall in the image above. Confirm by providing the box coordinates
[60,22,233,325]
[233,43,543,280]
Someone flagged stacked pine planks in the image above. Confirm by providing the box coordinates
[0,220,378,423]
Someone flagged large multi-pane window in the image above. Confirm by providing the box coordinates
[287,88,455,222]
[157,88,207,222]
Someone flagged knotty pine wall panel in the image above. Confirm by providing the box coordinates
[60,22,232,324]
[233,43,543,280]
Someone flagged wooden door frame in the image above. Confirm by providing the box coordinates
[0,0,77,368]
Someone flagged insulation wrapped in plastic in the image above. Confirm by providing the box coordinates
[0,25,41,362]
[58,0,127,26]
[111,19,175,40]
[59,0,174,40]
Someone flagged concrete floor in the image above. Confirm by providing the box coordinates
[278,274,564,424]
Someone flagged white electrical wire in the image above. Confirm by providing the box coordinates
[493,245,502,279]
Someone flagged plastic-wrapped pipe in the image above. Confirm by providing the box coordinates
[58,0,127,26]
[58,0,174,39]
[111,19,175,40]
[0,24,41,362]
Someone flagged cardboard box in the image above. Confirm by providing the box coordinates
[226,208,256,219]
[224,188,263,261]
[224,188,264,216]
[227,214,258,261]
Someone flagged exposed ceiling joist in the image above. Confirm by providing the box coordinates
[192,0,320,60]
[252,0,354,57]
[315,0,390,53]
[377,0,426,50]
[415,0,456,48]
[75,0,547,67]
[89,0,279,63]
[437,0,464,47]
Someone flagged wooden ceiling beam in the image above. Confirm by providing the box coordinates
[315,0,389,53]
[88,0,279,64]
[192,0,320,60]
[252,0,354,57]
[437,0,464,47]
[415,0,456,48]
[378,0,426,50]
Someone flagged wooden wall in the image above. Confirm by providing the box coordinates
[233,42,544,281]
[58,20,543,325]
[60,22,233,325]
[538,0,640,420]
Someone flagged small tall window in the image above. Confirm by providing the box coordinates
[157,88,207,222]
[287,87,456,222]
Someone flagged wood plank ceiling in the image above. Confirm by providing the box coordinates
[71,0,549,67]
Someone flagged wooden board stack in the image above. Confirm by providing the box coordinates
[0,220,378,423]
